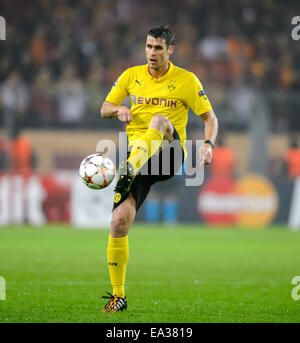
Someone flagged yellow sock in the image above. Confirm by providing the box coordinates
[107,234,129,298]
[127,128,163,174]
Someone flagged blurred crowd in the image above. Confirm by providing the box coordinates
[0,0,300,133]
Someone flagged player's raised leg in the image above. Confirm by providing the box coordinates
[101,194,136,312]
[116,114,174,194]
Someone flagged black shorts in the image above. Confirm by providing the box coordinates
[113,128,184,212]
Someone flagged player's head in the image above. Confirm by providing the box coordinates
[148,26,174,47]
[146,25,174,71]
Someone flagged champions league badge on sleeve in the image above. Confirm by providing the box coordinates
[113,78,119,87]
[198,90,207,100]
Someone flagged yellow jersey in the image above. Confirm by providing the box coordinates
[105,61,212,154]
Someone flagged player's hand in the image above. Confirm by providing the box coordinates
[199,143,213,166]
[117,106,132,124]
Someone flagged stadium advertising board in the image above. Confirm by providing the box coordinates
[288,176,300,230]
[0,173,113,227]
[197,174,279,228]
[0,173,298,228]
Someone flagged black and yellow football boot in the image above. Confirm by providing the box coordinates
[114,161,136,195]
[101,291,128,312]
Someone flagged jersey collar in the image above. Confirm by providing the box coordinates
[145,61,174,81]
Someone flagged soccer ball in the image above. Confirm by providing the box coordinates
[79,153,116,190]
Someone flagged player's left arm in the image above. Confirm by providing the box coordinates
[200,109,218,165]
[185,72,219,165]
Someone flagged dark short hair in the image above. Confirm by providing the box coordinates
[147,25,174,47]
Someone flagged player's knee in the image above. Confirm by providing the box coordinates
[111,214,129,236]
[150,115,174,142]
[150,114,169,132]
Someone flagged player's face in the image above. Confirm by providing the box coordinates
[145,35,174,71]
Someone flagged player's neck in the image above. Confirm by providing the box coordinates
[148,61,170,79]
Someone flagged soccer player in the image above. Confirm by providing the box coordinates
[100,26,218,312]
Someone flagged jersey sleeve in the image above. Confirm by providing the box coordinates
[105,69,131,105]
[185,73,212,116]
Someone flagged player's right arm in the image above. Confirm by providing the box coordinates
[100,68,133,123]
[100,101,132,123]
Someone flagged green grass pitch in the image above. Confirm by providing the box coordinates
[0,224,300,323]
